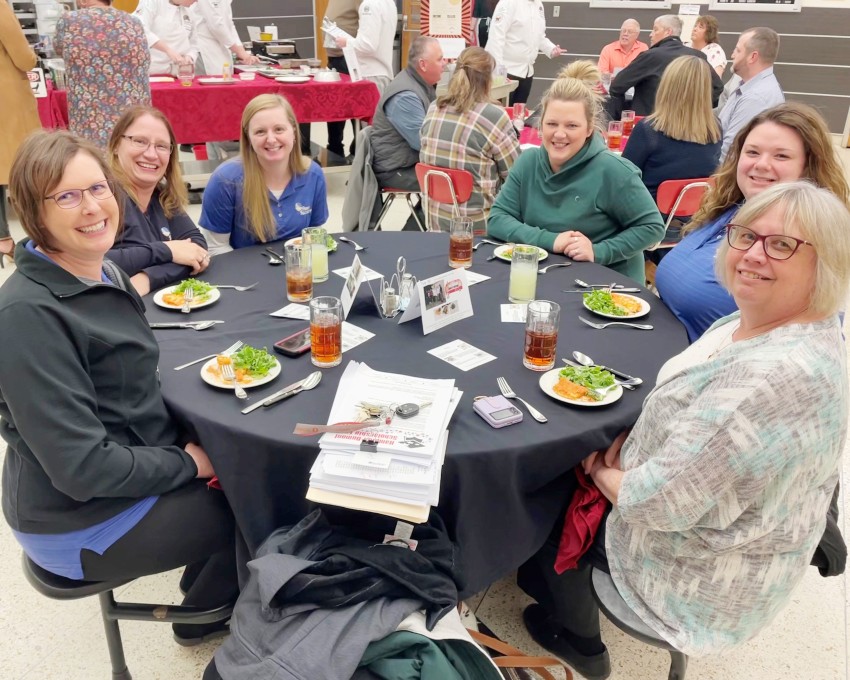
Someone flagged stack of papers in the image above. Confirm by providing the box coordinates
[306,362,461,523]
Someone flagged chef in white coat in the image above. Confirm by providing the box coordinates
[135,0,200,75]
[194,0,259,76]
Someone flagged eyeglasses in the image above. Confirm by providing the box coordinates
[121,134,173,155]
[725,223,813,261]
[44,180,115,209]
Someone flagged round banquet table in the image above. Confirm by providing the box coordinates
[147,232,688,596]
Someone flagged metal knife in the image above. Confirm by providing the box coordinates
[562,288,642,293]
[241,373,321,414]
[149,321,224,329]
[594,363,642,383]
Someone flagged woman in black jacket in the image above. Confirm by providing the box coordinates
[1,130,236,646]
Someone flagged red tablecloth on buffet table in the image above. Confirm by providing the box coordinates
[39,75,380,144]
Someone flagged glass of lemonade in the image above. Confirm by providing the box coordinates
[284,243,312,302]
[177,62,194,86]
[523,300,560,371]
[509,244,538,303]
[302,227,329,283]
[309,296,343,368]
[448,218,473,269]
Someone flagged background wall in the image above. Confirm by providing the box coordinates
[514,1,849,132]
[230,0,848,132]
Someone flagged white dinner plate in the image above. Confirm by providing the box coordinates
[538,369,623,407]
[276,76,311,84]
[200,356,281,390]
[493,244,548,263]
[152,284,221,311]
[283,236,337,252]
[582,293,650,319]
[198,77,238,85]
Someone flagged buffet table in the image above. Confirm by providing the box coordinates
[39,75,380,143]
[147,233,688,596]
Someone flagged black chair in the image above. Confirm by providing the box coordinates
[591,567,688,680]
[22,554,234,680]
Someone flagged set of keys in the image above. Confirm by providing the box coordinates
[356,400,432,423]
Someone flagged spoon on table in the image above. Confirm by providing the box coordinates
[575,279,626,290]
[571,351,644,386]
[262,251,283,265]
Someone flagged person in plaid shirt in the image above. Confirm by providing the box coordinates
[419,47,520,233]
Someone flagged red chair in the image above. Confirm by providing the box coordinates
[414,163,475,232]
[647,178,713,251]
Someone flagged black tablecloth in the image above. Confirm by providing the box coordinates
[147,233,688,596]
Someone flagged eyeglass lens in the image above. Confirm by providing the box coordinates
[727,224,803,261]
[52,182,114,209]
[125,135,172,155]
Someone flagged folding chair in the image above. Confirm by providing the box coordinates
[415,163,475,232]
[647,178,713,251]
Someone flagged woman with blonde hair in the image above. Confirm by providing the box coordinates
[655,101,849,341]
[488,60,664,283]
[419,46,519,232]
[200,94,328,253]
[106,105,209,296]
[690,15,726,77]
[623,56,721,201]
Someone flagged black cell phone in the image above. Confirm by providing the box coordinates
[273,328,311,356]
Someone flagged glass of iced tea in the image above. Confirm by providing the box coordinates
[523,300,560,371]
[302,227,329,283]
[448,217,473,269]
[309,296,343,368]
[607,121,623,151]
[621,109,635,136]
[284,243,312,302]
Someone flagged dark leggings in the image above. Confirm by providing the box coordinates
[81,480,239,609]
[508,74,534,106]
[517,505,611,638]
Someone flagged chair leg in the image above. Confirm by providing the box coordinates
[405,194,426,232]
[667,651,688,680]
[373,193,396,231]
[98,591,132,680]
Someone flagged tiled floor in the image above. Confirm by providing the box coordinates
[1,131,849,679]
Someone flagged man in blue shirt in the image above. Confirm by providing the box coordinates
[718,27,784,161]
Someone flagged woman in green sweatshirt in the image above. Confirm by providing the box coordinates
[488,61,664,283]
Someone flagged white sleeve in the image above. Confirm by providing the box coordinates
[133,0,160,48]
[200,228,234,256]
[349,0,382,57]
[196,0,237,49]
[485,0,513,67]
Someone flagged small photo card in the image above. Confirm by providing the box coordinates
[415,269,473,335]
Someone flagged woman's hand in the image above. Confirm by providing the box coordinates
[603,429,630,470]
[165,239,210,274]
[554,230,594,262]
[129,272,151,296]
[185,442,215,478]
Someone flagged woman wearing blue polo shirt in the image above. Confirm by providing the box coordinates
[200,94,329,253]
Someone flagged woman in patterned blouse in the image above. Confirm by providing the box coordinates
[521,182,850,679]
[419,46,520,233]
[55,0,150,148]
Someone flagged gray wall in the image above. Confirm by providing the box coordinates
[231,1,849,131]
[529,3,849,131]
[232,0,317,59]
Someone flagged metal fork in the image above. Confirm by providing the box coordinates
[496,376,548,423]
[173,340,244,371]
[219,361,248,400]
[472,238,501,251]
[180,287,194,314]
[338,236,367,251]
[215,282,259,291]
[578,316,654,331]
[538,262,572,274]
